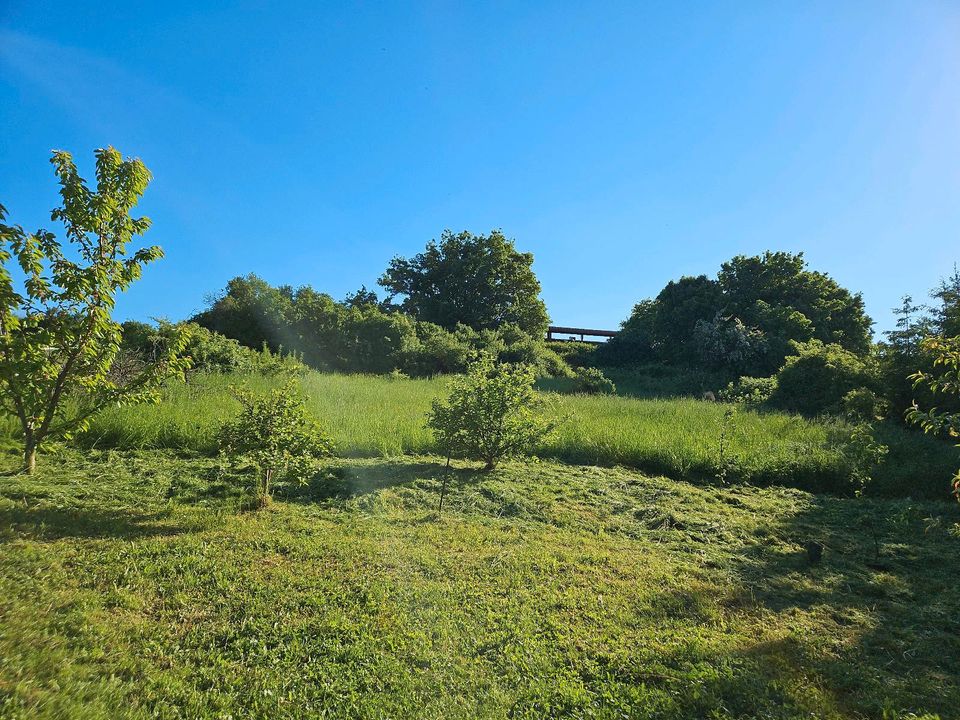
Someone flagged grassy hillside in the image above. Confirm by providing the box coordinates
[10,370,952,500]
[1,449,957,719]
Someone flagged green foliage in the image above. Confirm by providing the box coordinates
[769,340,879,416]
[122,320,307,377]
[715,406,738,484]
[719,251,872,359]
[546,340,597,368]
[379,229,549,337]
[719,375,778,407]
[603,252,872,375]
[192,273,294,351]
[571,366,616,395]
[194,276,567,378]
[601,277,722,366]
[217,382,334,505]
[907,335,960,499]
[428,354,557,470]
[879,275,960,422]
[843,423,889,496]
[842,387,886,421]
[0,148,188,472]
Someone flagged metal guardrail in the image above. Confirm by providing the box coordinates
[546,326,617,342]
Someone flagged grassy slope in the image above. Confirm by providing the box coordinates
[25,370,956,500]
[1,449,958,719]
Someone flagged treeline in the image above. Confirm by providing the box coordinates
[121,230,960,427]
[188,274,567,377]
[597,251,960,421]
[122,230,570,378]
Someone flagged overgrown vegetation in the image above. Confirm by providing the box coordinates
[599,251,872,375]
[190,274,567,378]
[908,336,960,499]
[4,369,951,499]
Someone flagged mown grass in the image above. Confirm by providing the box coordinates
[1,449,957,718]
[14,370,953,500]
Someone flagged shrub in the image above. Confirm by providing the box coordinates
[121,321,309,376]
[427,354,556,470]
[908,335,960,499]
[572,367,616,395]
[768,340,879,416]
[217,383,335,506]
[842,387,886,421]
[249,343,308,378]
[719,375,778,407]
[400,322,473,377]
[547,341,598,368]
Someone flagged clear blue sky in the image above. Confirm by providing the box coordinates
[2,1,958,334]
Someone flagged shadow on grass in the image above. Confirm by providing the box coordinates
[0,504,184,543]
[723,494,960,717]
[280,460,485,505]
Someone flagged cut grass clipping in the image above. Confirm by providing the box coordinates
[1,449,958,719]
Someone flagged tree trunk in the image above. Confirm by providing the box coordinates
[438,455,451,514]
[24,441,37,475]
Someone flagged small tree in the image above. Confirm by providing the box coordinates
[217,383,335,507]
[844,423,890,560]
[0,148,188,473]
[427,354,556,472]
[908,336,960,500]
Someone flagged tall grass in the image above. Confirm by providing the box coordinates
[17,369,950,499]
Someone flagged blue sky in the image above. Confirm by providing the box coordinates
[1,1,958,334]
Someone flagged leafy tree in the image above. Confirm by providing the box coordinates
[192,274,295,351]
[602,252,872,374]
[0,148,188,473]
[649,276,725,363]
[907,336,960,499]
[718,251,872,357]
[427,354,556,471]
[601,277,723,366]
[379,229,549,337]
[343,285,381,309]
[931,266,960,338]
[878,271,960,420]
[598,299,658,365]
[218,383,335,506]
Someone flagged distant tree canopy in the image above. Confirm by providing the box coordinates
[192,275,295,351]
[378,229,549,337]
[601,251,873,375]
[191,274,568,378]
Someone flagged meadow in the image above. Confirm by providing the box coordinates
[3,369,959,718]
[1,448,957,719]
[13,369,953,500]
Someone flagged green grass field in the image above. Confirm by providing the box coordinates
[1,448,957,719]
[14,370,952,500]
